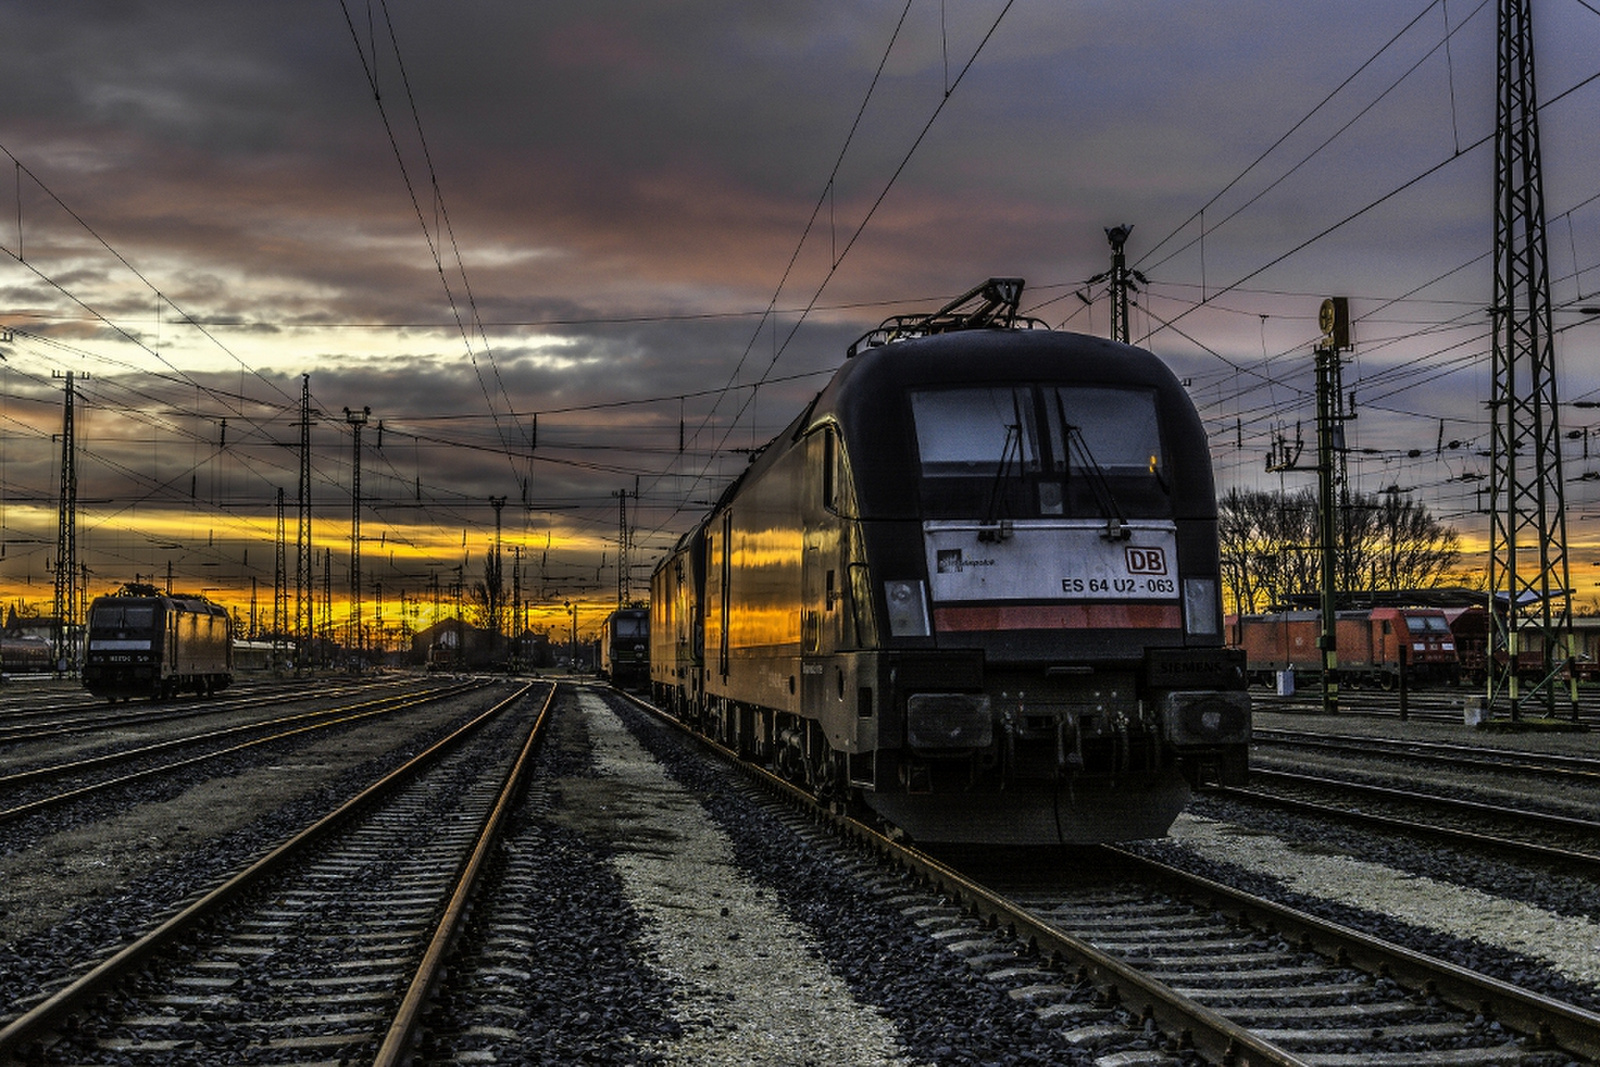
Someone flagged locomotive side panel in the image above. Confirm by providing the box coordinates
[798,424,882,756]
[649,540,695,709]
[1231,611,1329,681]
[705,440,807,723]
[1335,612,1377,675]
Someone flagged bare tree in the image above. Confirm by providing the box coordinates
[468,549,505,638]
[1219,487,1460,614]
[1352,489,1461,591]
[1220,487,1319,613]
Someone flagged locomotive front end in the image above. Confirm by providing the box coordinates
[845,327,1250,843]
[82,596,164,700]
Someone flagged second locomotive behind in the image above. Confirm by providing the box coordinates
[651,279,1250,845]
[597,606,651,689]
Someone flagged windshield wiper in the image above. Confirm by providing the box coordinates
[979,422,1020,542]
[1056,391,1130,540]
[1065,425,1131,540]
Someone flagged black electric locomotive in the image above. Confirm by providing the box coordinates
[82,588,233,701]
[651,280,1249,845]
[597,606,651,688]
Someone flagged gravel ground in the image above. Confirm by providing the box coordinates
[597,692,1120,1067]
[12,683,1590,1062]
[434,687,1118,1066]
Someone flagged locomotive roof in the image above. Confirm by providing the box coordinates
[821,327,1185,418]
[91,591,228,615]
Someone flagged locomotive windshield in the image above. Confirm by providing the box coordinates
[614,614,647,638]
[910,384,1168,519]
[90,603,156,630]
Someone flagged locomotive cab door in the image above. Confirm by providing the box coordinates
[800,425,871,760]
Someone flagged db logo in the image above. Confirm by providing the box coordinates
[1125,546,1168,575]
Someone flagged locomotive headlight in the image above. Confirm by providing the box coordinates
[884,579,932,637]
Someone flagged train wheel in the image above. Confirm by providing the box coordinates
[806,744,845,801]
[775,728,806,783]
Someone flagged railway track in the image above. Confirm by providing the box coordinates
[1252,726,1600,785]
[993,848,1595,1066]
[0,677,403,746]
[1250,687,1599,727]
[1219,767,1600,871]
[0,681,551,1063]
[0,678,491,828]
[615,690,1600,1065]
[1238,718,1600,870]
[7,678,1594,1063]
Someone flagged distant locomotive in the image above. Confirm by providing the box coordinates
[1228,606,1459,688]
[597,606,650,688]
[650,279,1250,845]
[82,590,233,701]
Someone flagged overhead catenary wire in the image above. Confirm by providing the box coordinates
[651,0,1020,539]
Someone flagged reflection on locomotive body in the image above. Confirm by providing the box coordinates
[598,606,651,688]
[82,592,233,702]
[650,280,1250,845]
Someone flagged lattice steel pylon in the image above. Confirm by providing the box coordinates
[274,487,288,662]
[52,371,79,675]
[295,375,313,672]
[345,406,370,657]
[1487,0,1577,719]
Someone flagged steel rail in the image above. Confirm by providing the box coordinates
[1244,766,1600,836]
[374,682,557,1065]
[0,681,534,1058]
[1252,726,1600,781]
[0,677,399,743]
[0,680,490,825]
[0,679,478,788]
[1215,780,1600,878]
[1251,689,1600,726]
[1110,847,1600,1062]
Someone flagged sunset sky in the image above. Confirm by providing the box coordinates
[2,0,1600,641]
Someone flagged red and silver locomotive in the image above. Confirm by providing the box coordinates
[651,280,1249,844]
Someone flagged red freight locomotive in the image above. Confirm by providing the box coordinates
[1228,606,1458,688]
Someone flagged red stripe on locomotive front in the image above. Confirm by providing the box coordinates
[933,603,1183,632]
